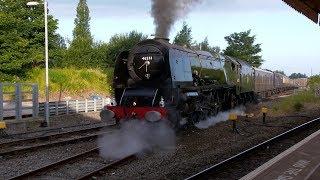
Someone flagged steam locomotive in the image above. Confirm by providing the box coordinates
[101,38,294,129]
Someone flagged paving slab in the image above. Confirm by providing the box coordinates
[241,129,320,180]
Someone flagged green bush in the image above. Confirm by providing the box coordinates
[293,102,303,112]
[273,90,320,113]
[308,75,320,92]
[24,68,113,98]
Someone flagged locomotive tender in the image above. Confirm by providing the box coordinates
[101,38,293,128]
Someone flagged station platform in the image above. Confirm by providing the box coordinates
[241,129,320,180]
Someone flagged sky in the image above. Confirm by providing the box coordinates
[49,0,320,76]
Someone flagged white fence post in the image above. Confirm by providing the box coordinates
[102,98,105,107]
[94,99,97,112]
[32,84,39,118]
[76,100,79,113]
[66,101,69,115]
[0,83,3,121]
[15,83,22,120]
[85,99,88,113]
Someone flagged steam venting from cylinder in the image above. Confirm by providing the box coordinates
[151,0,202,38]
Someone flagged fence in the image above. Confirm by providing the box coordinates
[0,83,39,121]
[38,99,111,116]
[1,83,113,121]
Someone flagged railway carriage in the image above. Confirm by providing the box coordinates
[253,68,274,97]
[273,72,294,93]
[283,76,291,87]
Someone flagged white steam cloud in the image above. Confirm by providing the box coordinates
[195,106,246,129]
[98,120,176,160]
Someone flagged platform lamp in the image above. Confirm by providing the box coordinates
[27,1,50,127]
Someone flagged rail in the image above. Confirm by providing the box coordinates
[9,148,100,180]
[77,155,136,180]
[8,149,135,180]
[0,123,112,156]
[186,117,320,179]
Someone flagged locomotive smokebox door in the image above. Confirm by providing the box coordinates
[127,45,166,82]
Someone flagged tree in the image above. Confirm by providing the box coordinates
[89,41,109,69]
[72,0,92,42]
[224,30,263,67]
[198,37,210,51]
[289,73,308,79]
[104,31,148,67]
[274,70,286,76]
[64,0,93,68]
[174,22,193,48]
[0,0,64,80]
[197,37,221,56]
[50,35,67,67]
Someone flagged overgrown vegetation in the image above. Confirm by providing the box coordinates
[272,91,320,113]
[308,75,320,91]
[25,68,113,100]
[272,76,320,113]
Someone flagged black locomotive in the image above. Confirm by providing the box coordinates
[101,38,294,129]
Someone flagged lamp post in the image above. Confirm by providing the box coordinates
[27,1,50,127]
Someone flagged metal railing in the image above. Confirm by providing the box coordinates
[0,83,39,121]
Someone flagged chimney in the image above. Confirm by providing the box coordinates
[154,36,170,42]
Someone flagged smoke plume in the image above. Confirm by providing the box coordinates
[151,0,202,38]
[196,106,246,129]
[98,120,176,160]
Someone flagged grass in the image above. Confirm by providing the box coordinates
[272,90,320,113]
[23,68,114,99]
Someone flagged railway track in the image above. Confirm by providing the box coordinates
[3,122,135,180]
[8,147,135,180]
[8,148,99,179]
[3,122,113,138]
[0,124,117,157]
[77,155,136,180]
[186,117,320,180]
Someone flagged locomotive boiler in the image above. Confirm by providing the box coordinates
[101,38,257,129]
